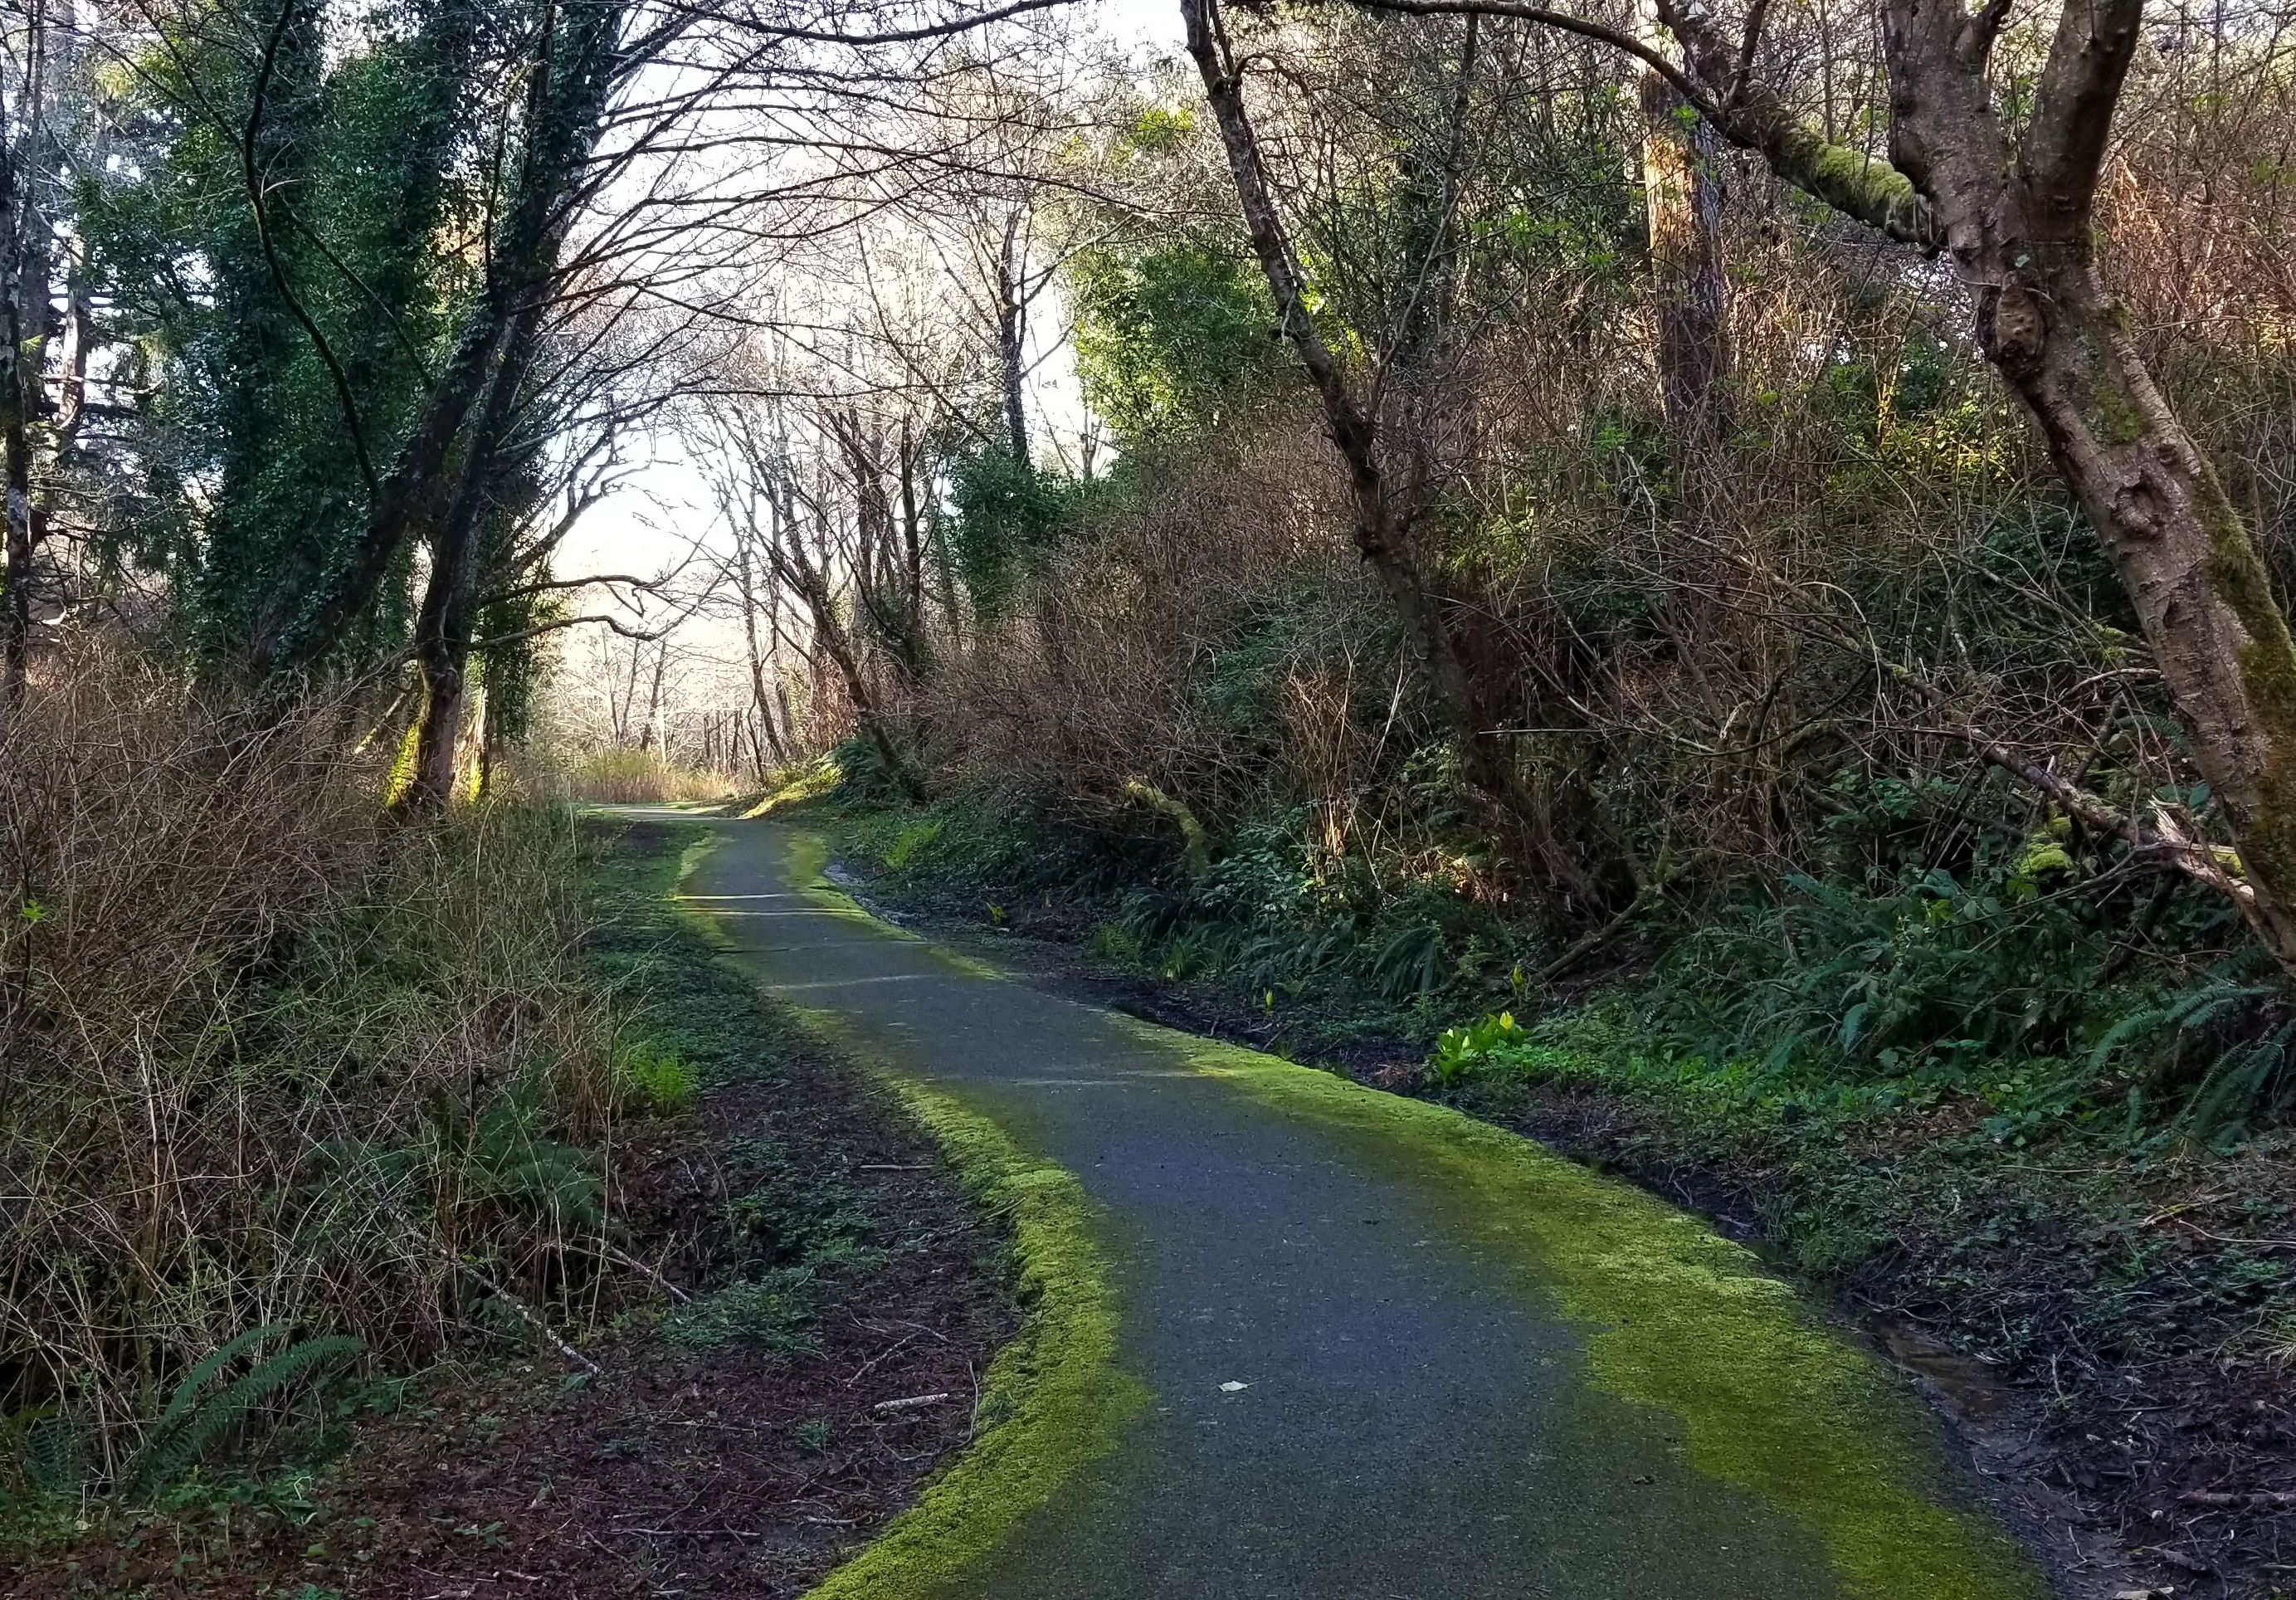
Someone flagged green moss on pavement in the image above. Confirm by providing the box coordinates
[802,1073,1148,1600]
[1163,1029,2048,1600]
[663,824,1148,1599]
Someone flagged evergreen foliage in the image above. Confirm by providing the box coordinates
[82,0,483,669]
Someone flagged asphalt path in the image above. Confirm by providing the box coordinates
[661,809,2049,1600]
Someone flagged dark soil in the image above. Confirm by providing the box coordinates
[831,849,2296,1600]
[12,821,1014,1600]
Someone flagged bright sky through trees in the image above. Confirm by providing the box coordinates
[553,0,1186,678]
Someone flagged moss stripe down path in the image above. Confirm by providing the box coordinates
[801,1069,1149,1600]
[661,810,2055,1600]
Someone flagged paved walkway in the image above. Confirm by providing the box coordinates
[674,812,2050,1600]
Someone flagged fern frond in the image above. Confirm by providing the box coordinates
[125,1334,363,1497]
[155,1323,284,1433]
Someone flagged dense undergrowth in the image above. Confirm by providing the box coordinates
[830,762,2289,1154]
[7,811,1016,1595]
[0,664,677,1531]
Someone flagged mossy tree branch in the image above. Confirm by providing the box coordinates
[1333,0,2296,978]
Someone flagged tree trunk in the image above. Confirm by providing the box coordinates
[1637,62,1728,462]
[407,632,470,804]
[397,289,546,811]
[0,95,34,704]
[996,210,1030,471]
[473,681,502,801]
[1864,0,2296,968]
[736,534,789,769]
[1983,265,2296,961]
[53,124,98,451]
[806,578,918,797]
[899,416,928,647]
[641,644,665,754]
[1183,0,1513,798]
[768,492,923,801]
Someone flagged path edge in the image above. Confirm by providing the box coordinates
[665,823,1148,1599]
[799,1067,1148,1600]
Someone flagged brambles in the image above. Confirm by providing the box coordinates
[0,658,623,1502]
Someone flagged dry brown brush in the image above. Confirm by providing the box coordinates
[0,654,619,1496]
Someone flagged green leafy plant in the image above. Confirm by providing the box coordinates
[124,1327,365,1499]
[882,817,946,872]
[663,1268,823,1354]
[1429,1012,1529,1086]
[617,1040,698,1114]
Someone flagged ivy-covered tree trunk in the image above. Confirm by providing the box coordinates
[276,0,622,676]
[399,295,548,809]
[402,553,480,807]
[401,525,486,808]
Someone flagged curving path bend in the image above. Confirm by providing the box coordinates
[665,811,2053,1600]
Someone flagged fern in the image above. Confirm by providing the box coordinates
[3,1405,85,1494]
[2180,1015,2296,1145]
[151,1322,284,1437]
[468,1100,602,1229]
[124,1331,363,1497]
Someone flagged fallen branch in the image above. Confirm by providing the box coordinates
[1123,778,1211,878]
[1952,727,2254,914]
[871,1391,951,1412]
[1884,666,2260,923]
[454,1256,605,1378]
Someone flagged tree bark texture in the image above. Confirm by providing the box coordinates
[1637,65,1728,462]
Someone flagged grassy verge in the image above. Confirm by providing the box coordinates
[1431,1013,2294,1583]
[799,1077,1147,1600]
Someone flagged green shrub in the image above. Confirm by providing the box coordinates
[663,1269,821,1354]
[617,1040,698,1114]
[1090,921,1147,965]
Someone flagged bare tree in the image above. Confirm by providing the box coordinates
[1182,0,1515,800]
[734,527,792,773]
[705,396,928,796]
